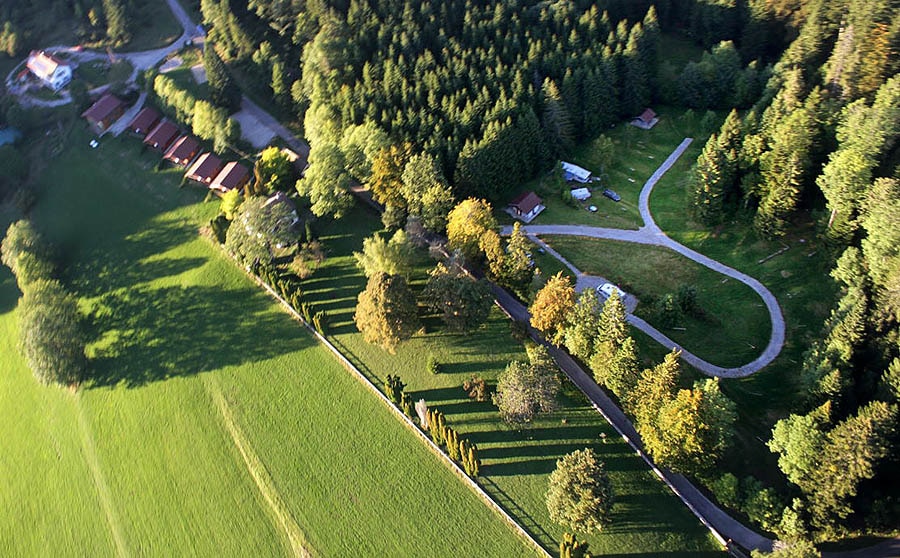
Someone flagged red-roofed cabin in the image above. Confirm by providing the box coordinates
[143,120,179,152]
[127,107,160,136]
[163,135,200,167]
[210,161,250,193]
[631,108,659,130]
[81,93,125,133]
[506,191,545,223]
[185,153,224,185]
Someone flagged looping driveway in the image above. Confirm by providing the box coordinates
[503,138,786,379]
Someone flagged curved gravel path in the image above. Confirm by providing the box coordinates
[504,138,786,378]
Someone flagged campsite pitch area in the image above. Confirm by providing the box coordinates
[0,126,537,556]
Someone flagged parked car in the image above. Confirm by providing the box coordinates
[597,283,626,299]
[602,189,621,202]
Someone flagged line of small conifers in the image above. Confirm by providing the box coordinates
[2,220,88,386]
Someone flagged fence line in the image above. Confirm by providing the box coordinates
[223,247,552,558]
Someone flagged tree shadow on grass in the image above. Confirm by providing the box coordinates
[86,283,313,388]
[0,269,19,316]
[71,218,201,297]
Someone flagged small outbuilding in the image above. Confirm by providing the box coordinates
[561,161,592,183]
[127,107,160,136]
[210,161,250,193]
[163,135,200,167]
[571,187,591,201]
[81,93,125,133]
[26,50,72,91]
[185,153,224,184]
[631,108,659,130]
[143,120,180,152]
[506,191,545,224]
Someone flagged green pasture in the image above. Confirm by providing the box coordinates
[0,125,537,556]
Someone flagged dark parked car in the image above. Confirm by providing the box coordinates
[603,189,621,202]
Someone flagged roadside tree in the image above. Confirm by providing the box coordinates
[354,272,420,352]
[546,449,615,533]
[493,345,560,423]
[530,272,576,345]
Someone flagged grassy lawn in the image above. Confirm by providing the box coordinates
[302,209,721,555]
[1,125,538,556]
[502,107,718,230]
[115,1,183,52]
[540,235,772,368]
[160,48,210,101]
[74,60,134,89]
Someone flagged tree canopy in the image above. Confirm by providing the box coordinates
[493,344,560,424]
[354,272,420,353]
[546,448,615,533]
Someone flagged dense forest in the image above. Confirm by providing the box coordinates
[200,0,795,214]
[0,0,148,52]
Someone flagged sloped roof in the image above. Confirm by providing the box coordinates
[128,107,160,133]
[143,120,179,149]
[211,161,250,191]
[638,108,657,123]
[27,50,69,80]
[185,153,224,183]
[163,135,200,163]
[509,191,543,214]
[81,93,124,123]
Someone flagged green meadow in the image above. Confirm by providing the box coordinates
[0,126,537,556]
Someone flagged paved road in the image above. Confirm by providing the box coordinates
[504,138,787,379]
[239,96,310,162]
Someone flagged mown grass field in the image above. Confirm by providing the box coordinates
[0,125,539,556]
[540,235,772,368]
[303,209,721,556]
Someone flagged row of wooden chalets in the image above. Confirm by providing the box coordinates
[81,93,249,193]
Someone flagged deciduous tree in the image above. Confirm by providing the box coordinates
[446,198,497,262]
[18,279,86,385]
[546,449,615,533]
[422,264,493,332]
[493,345,560,424]
[530,272,576,345]
[354,229,415,279]
[354,272,420,352]
[296,143,354,218]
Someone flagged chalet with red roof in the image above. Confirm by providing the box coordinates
[631,108,659,130]
[81,94,125,133]
[143,120,180,152]
[163,135,200,167]
[210,161,250,193]
[127,107,160,136]
[506,191,545,223]
[185,153,224,185]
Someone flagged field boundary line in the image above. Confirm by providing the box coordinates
[216,243,551,558]
[73,395,130,558]
[204,376,312,558]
